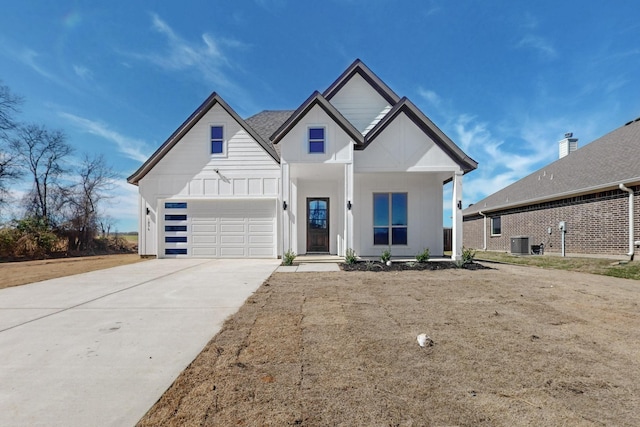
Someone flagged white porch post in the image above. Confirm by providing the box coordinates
[451,171,463,260]
[344,163,354,256]
[281,162,290,256]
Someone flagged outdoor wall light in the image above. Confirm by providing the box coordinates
[347,200,352,210]
[283,201,288,211]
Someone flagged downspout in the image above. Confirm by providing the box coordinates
[479,211,487,251]
[619,183,635,260]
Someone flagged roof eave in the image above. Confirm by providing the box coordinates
[464,176,640,216]
[270,91,364,146]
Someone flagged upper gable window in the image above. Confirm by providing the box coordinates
[211,126,225,155]
[308,127,325,153]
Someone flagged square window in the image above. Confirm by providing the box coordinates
[211,126,224,154]
[308,127,325,153]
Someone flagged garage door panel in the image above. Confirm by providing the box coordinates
[221,224,246,233]
[192,235,217,244]
[192,247,218,257]
[220,247,246,257]
[249,224,274,233]
[221,235,245,244]
[162,199,275,258]
[249,235,274,244]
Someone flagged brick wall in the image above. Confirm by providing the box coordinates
[463,187,639,256]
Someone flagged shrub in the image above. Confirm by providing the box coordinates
[415,248,430,263]
[345,248,357,265]
[462,247,476,264]
[380,249,391,263]
[283,249,296,266]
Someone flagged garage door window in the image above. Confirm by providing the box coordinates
[164,201,188,256]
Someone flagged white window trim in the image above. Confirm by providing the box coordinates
[490,216,502,236]
[308,125,326,154]
[210,124,227,158]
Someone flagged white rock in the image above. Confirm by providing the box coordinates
[417,333,432,347]
[386,260,392,266]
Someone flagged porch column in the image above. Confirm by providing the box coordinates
[281,162,291,256]
[344,163,354,256]
[451,171,463,260]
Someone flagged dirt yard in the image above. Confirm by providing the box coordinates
[138,263,640,426]
[0,254,146,289]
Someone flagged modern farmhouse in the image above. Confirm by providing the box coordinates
[128,60,477,259]
[463,119,640,260]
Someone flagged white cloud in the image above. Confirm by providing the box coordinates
[59,112,150,162]
[105,180,139,232]
[517,34,557,59]
[417,87,441,107]
[132,13,243,90]
[73,65,92,80]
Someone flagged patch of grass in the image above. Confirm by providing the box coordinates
[604,262,640,280]
[475,250,640,280]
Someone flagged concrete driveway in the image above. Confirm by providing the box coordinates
[0,258,279,427]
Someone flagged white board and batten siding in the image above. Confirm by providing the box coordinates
[138,103,280,258]
[329,72,392,135]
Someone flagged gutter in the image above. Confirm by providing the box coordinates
[479,211,487,250]
[619,183,635,260]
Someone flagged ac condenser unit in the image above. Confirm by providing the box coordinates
[510,236,530,255]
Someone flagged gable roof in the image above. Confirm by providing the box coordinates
[127,92,280,185]
[245,110,294,157]
[323,59,401,105]
[270,91,365,145]
[464,117,640,216]
[363,97,478,174]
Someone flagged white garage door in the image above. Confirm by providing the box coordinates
[162,199,276,258]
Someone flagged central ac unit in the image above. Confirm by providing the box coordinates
[510,236,530,255]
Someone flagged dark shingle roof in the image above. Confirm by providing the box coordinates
[245,110,294,157]
[464,118,640,216]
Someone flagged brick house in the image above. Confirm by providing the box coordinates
[463,117,640,260]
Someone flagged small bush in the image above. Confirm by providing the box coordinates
[380,249,391,263]
[364,260,376,270]
[416,248,430,263]
[283,249,296,266]
[462,247,476,264]
[345,248,357,265]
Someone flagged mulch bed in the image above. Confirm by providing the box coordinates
[340,260,490,271]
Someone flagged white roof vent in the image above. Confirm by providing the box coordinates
[559,133,578,159]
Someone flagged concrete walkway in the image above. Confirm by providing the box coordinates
[0,258,279,427]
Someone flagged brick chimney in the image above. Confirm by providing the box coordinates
[559,132,578,159]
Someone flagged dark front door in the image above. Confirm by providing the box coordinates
[307,198,329,253]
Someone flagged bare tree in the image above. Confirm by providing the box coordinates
[0,81,22,136]
[10,124,73,225]
[0,82,23,208]
[63,153,118,250]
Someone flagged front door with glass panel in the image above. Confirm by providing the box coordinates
[307,198,329,252]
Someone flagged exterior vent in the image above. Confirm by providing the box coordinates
[559,134,578,159]
[510,236,530,255]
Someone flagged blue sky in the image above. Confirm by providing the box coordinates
[1,1,639,231]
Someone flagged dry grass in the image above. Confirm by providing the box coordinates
[474,251,640,280]
[138,264,640,426]
[0,254,147,289]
